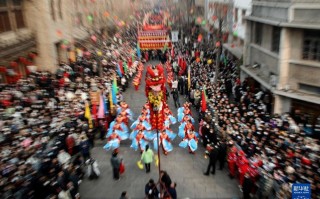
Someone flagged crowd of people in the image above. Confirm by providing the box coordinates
[0,32,138,198]
[167,33,320,199]
[1,15,320,198]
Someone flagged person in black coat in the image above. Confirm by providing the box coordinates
[145,179,159,199]
[201,123,210,147]
[204,145,219,175]
[167,182,177,199]
[218,140,227,170]
[171,89,180,108]
[160,170,172,189]
[242,173,253,199]
[207,128,217,145]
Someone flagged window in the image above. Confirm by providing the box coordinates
[12,0,21,6]
[0,1,7,7]
[58,0,62,20]
[14,10,24,29]
[254,22,262,45]
[234,8,238,23]
[0,11,11,33]
[272,27,281,53]
[76,12,83,26]
[0,0,25,33]
[241,9,246,24]
[302,30,320,62]
[299,83,320,95]
[50,0,56,21]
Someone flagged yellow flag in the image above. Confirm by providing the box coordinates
[84,102,93,129]
[155,156,159,167]
[69,51,76,62]
[109,91,113,109]
[137,160,144,170]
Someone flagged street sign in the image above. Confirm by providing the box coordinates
[171,31,179,42]
[292,183,311,199]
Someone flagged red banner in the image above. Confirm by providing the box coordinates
[139,41,172,50]
[138,30,167,37]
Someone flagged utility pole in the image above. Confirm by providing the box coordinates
[214,18,222,83]
[213,1,232,83]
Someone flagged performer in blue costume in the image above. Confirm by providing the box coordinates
[108,115,129,137]
[131,114,151,131]
[179,129,198,154]
[177,103,194,124]
[163,107,177,128]
[117,101,134,125]
[178,116,195,138]
[103,123,129,152]
[153,128,177,155]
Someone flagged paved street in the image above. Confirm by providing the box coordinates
[79,61,242,199]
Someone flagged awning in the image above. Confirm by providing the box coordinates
[240,65,272,90]
[245,16,320,30]
[223,43,243,59]
[241,65,320,105]
[274,90,320,105]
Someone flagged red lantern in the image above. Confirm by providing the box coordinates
[212,15,217,21]
[215,41,221,47]
[91,35,97,42]
[19,57,28,65]
[10,61,18,67]
[0,66,6,73]
[223,32,229,42]
[28,53,36,59]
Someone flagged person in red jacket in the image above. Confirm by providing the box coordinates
[228,146,237,178]
[238,158,250,187]
[66,133,75,155]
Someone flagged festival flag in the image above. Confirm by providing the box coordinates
[201,87,207,112]
[187,66,191,90]
[132,53,135,63]
[123,62,128,73]
[109,91,113,109]
[116,63,123,77]
[92,104,98,121]
[103,94,108,114]
[97,94,105,118]
[128,57,132,68]
[112,77,118,105]
[136,42,141,59]
[84,102,93,128]
[119,61,124,74]
[171,44,175,58]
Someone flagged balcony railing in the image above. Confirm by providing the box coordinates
[0,29,36,58]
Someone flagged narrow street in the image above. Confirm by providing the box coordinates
[79,61,241,199]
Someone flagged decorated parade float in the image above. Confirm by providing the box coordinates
[138,9,172,50]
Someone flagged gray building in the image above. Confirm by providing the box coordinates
[242,0,320,124]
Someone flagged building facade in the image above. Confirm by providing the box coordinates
[0,0,136,81]
[0,0,36,83]
[205,0,251,60]
[242,0,320,124]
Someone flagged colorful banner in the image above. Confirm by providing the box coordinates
[139,41,172,50]
[89,91,100,105]
[138,30,167,37]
